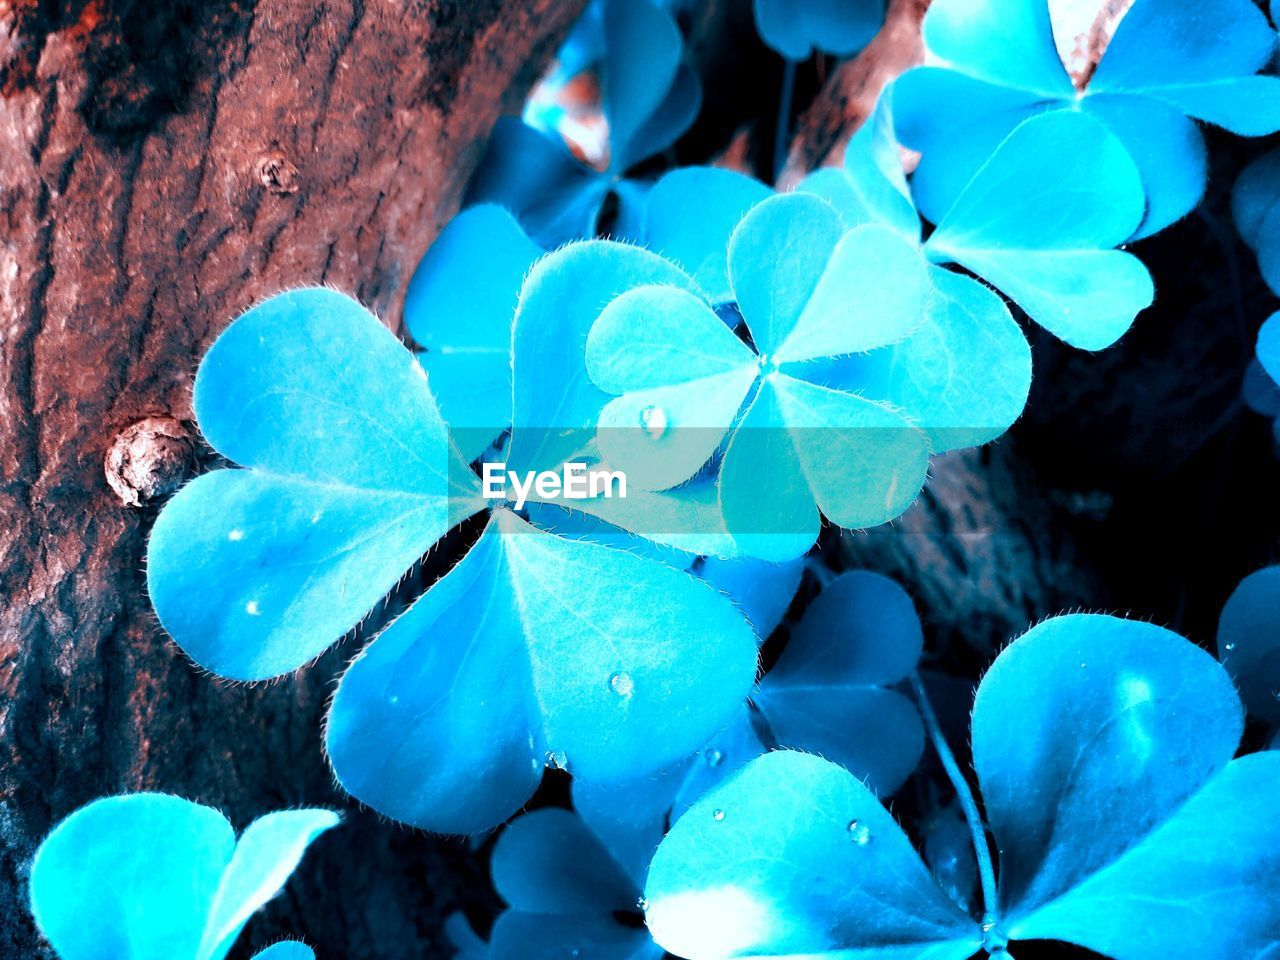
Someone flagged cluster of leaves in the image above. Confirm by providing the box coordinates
[644,613,1280,960]
[29,795,335,960]
[30,0,1280,957]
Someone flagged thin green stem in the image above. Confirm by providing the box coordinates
[910,673,1001,939]
[773,57,797,183]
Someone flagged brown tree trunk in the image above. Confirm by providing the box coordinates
[0,1,582,955]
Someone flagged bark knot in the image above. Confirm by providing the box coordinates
[104,417,194,507]
[257,152,300,195]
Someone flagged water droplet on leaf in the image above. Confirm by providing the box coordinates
[705,749,724,768]
[609,672,634,697]
[712,808,725,822]
[638,404,668,439]
[227,528,245,542]
[545,749,569,770]
[245,600,261,616]
[847,819,872,845]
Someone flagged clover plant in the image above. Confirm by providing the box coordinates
[146,288,759,834]
[893,0,1280,239]
[29,795,335,960]
[803,98,1153,349]
[645,614,1280,959]
[121,0,1280,953]
[466,0,699,246]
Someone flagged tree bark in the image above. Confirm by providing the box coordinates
[0,1,582,955]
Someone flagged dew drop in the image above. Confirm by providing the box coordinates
[609,671,634,697]
[705,749,724,768]
[638,404,668,440]
[389,694,400,706]
[245,600,261,616]
[636,896,649,912]
[712,808,725,822]
[847,819,872,845]
[545,749,569,771]
[1224,642,1237,652]
[227,528,245,542]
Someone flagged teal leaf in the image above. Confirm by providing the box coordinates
[753,0,884,60]
[326,510,759,833]
[644,751,982,960]
[975,616,1277,957]
[641,167,772,304]
[693,554,804,640]
[406,205,542,462]
[29,795,335,960]
[827,267,1031,453]
[248,947,313,960]
[919,0,1071,96]
[508,241,699,476]
[1260,311,1280,386]
[590,284,757,491]
[147,288,480,681]
[925,111,1152,350]
[646,613,1280,958]
[767,374,930,531]
[197,810,339,960]
[491,808,637,915]
[1234,151,1280,296]
[727,193,848,358]
[251,945,314,960]
[894,0,1280,238]
[1216,565,1280,725]
[755,571,924,795]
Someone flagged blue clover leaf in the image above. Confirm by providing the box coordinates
[692,553,804,640]
[1244,313,1280,444]
[325,509,759,834]
[754,571,924,796]
[148,288,760,834]
[147,288,477,681]
[1233,148,1280,296]
[810,98,1152,350]
[586,192,933,560]
[893,0,1280,239]
[571,571,927,851]
[639,166,773,305]
[488,808,658,960]
[753,0,884,60]
[485,714,768,959]
[405,205,542,462]
[645,613,1280,959]
[1259,311,1280,395]
[30,794,335,960]
[467,0,700,247]
[1217,564,1280,725]
[250,947,314,960]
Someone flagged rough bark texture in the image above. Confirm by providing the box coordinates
[0,1,582,956]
